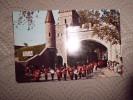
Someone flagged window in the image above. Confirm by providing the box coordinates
[57,33,59,37]
[49,32,50,37]
[65,19,67,24]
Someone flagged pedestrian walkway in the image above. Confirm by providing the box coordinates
[86,67,120,79]
[101,68,120,77]
[87,68,106,79]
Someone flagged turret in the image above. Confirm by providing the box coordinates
[45,10,56,48]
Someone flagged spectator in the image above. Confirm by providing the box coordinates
[118,62,123,75]
[114,63,118,73]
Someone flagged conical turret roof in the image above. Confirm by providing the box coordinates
[45,10,55,23]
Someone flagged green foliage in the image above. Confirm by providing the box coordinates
[15,44,45,61]
[101,10,120,32]
[92,24,119,44]
[78,10,100,28]
[78,10,120,44]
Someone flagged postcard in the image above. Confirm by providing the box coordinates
[13,10,123,83]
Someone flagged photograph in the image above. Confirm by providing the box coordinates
[13,10,123,83]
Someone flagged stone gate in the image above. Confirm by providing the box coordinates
[56,26,121,65]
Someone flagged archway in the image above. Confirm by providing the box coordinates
[67,40,108,67]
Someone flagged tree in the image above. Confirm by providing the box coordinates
[78,10,120,44]
[101,10,120,33]
[78,10,100,28]
[92,23,119,44]
[100,10,120,44]
[13,11,39,30]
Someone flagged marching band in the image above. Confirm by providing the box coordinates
[24,60,123,82]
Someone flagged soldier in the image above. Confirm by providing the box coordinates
[34,69,40,81]
[67,66,71,76]
[90,63,93,73]
[83,65,86,77]
[50,68,55,80]
[41,65,45,73]
[60,65,64,78]
[69,69,74,80]
[56,68,61,81]
[30,65,35,75]
[81,67,84,77]
[74,68,78,80]
[63,67,67,80]
[86,65,89,75]
[79,66,82,79]
[25,66,30,75]
[93,62,97,72]
[44,68,48,82]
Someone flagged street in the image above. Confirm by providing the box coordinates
[35,67,120,82]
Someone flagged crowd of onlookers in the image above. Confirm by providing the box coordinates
[107,60,123,75]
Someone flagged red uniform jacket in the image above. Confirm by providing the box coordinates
[56,70,60,77]
[63,69,67,74]
[70,71,74,76]
[44,70,48,76]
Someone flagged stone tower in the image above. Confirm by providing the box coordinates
[58,10,79,26]
[56,10,80,65]
[45,10,56,48]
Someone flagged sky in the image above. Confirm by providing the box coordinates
[13,10,116,46]
[13,10,59,46]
